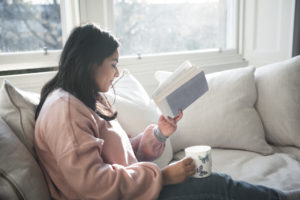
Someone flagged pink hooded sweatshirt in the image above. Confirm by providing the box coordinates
[34,89,165,200]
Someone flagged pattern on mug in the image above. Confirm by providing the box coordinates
[198,153,209,164]
[196,165,208,176]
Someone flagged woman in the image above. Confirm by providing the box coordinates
[34,24,288,200]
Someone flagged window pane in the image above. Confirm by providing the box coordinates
[114,0,231,56]
[0,0,62,53]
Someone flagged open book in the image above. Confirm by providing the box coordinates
[152,60,208,117]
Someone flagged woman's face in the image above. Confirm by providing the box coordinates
[94,49,120,92]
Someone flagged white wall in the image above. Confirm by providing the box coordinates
[241,0,295,67]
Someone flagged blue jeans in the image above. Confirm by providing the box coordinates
[158,173,286,200]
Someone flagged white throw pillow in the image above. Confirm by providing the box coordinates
[155,66,273,155]
[255,56,300,147]
[0,80,40,157]
[105,70,173,168]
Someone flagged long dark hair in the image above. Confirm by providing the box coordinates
[35,24,120,121]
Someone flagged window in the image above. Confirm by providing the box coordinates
[0,0,62,53]
[0,0,241,73]
[0,0,81,73]
[114,0,235,56]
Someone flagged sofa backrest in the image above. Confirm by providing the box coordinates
[0,116,51,200]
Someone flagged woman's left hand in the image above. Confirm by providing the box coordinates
[158,110,183,137]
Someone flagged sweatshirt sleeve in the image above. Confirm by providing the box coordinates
[130,125,166,162]
[57,139,162,200]
[38,96,163,200]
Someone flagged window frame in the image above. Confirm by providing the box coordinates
[82,0,243,66]
[0,0,80,72]
[0,0,244,74]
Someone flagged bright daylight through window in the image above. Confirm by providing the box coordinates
[0,0,62,53]
[114,0,232,56]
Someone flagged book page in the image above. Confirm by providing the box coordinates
[152,60,193,97]
[153,67,202,102]
[155,98,173,117]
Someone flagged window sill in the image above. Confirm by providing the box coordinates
[117,48,248,94]
[0,48,248,93]
[0,48,247,74]
[119,48,247,74]
[0,50,61,73]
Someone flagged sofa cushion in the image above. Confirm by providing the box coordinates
[0,80,39,157]
[255,55,300,147]
[0,116,50,199]
[155,66,273,155]
[0,170,21,200]
[106,70,173,168]
[173,148,300,192]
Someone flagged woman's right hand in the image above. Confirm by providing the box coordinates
[161,157,196,186]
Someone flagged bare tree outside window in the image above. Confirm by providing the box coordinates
[114,0,227,56]
[0,0,62,53]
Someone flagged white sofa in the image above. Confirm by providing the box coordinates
[0,56,299,199]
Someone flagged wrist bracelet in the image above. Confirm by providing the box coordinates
[154,126,168,143]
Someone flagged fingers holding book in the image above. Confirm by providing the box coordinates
[166,109,183,124]
[158,109,183,137]
[165,109,183,124]
[173,109,183,123]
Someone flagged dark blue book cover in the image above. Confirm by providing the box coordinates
[166,71,208,116]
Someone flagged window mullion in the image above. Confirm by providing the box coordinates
[60,0,80,45]
[228,0,239,50]
[78,0,114,32]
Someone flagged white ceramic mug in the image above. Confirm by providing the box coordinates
[185,145,212,178]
